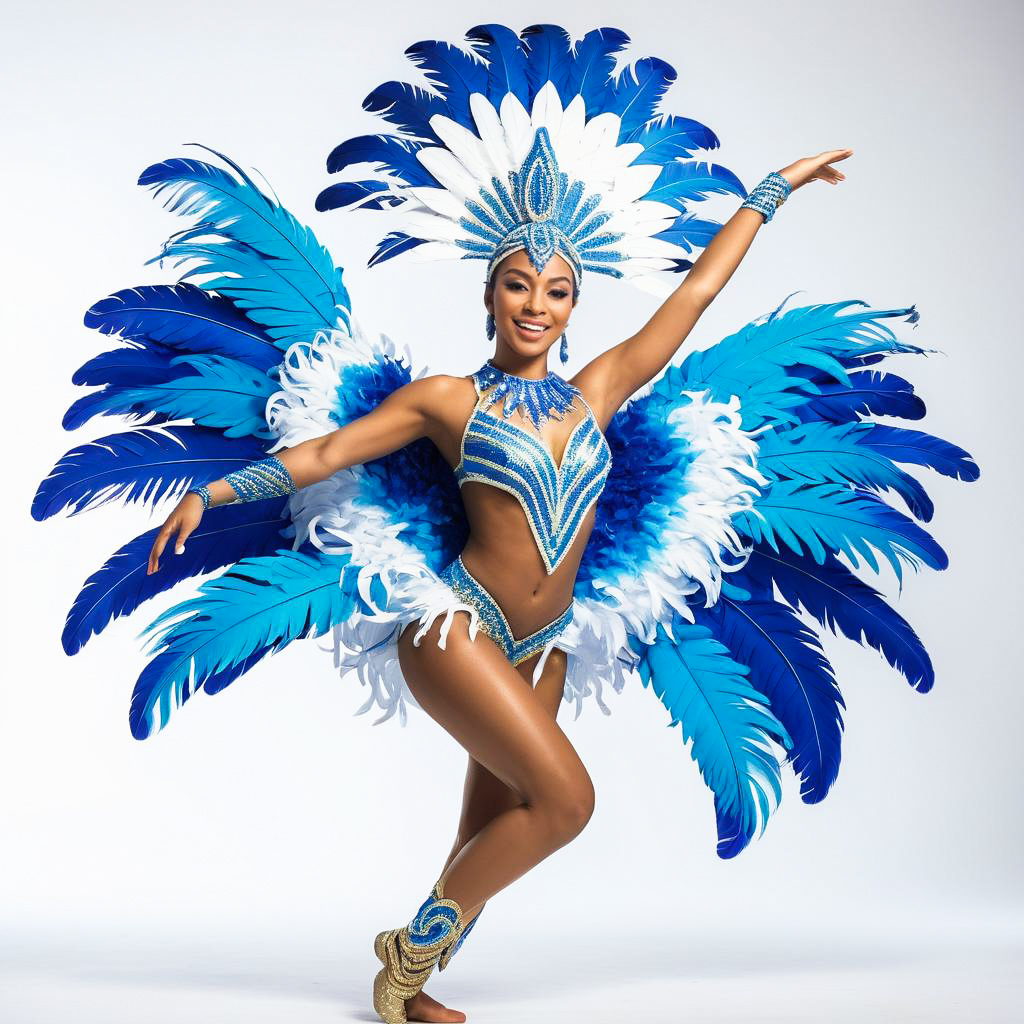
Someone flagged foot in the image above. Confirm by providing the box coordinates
[405,989,466,1023]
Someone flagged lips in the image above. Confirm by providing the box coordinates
[513,319,548,334]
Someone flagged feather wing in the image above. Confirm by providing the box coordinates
[562,295,978,857]
[34,148,420,736]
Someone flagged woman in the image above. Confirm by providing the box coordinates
[146,148,850,1023]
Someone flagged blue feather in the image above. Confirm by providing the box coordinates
[70,341,177,389]
[404,37,488,119]
[367,231,429,268]
[64,353,277,439]
[756,420,935,521]
[64,343,181,430]
[609,56,677,135]
[644,161,746,212]
[31,425,270,520]
[653,213,729,254]
[62,499,290,655]
[130,549,357,739]
[860,425,980,482]
[564,26,630,118]
[796,369,926,423]
[633,620,792,859]
[325,134,436,187]
[139,148,351,341]
[740,546,935,692]
[624,113,721,163]
[360,79,451,141]
[63,394,173,433]
[696,597,844,804]
[325,351,469,569]
[679,298,926,431]
[83,284,282,373]
[576,383,701,600]
[465,23,531,108]
[314,180,407,212]
[736,480,948,584]
[520,24,574,107]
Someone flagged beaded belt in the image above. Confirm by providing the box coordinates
[439,555,573,666]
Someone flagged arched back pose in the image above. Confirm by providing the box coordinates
[32,23,979,1024]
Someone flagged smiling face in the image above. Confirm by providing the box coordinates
[484,248,578,369]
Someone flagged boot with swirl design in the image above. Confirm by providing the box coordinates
[372,879,468,1023]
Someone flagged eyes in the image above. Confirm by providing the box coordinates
[505,281,569,300]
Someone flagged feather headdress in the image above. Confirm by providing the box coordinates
[316,23,746,296]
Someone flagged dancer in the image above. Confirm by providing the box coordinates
[32,23,978,1024]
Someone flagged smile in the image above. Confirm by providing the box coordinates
[514,319,548,334]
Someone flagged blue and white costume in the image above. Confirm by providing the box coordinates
[441,358,612,664]
[32,22,979,860]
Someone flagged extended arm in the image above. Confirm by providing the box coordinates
[147,376,447,573]
[198,376,439,509]
[576,151,853,421]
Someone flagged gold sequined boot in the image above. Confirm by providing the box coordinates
[372,878,468,1024]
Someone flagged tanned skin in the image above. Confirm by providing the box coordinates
[148,151,850,1022]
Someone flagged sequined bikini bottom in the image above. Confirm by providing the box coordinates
[438,555,573,666]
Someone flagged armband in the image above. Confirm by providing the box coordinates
[739,171,792,223]
[186,455,297,509]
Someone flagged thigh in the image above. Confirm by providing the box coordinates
[397,616,590,808]
[528,646,569,721]
[457,646,570,831]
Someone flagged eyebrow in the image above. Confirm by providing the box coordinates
[502,268,572,286]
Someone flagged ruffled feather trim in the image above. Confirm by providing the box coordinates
[555,389,768,719]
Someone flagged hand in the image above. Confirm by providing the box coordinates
[147,493,204,575]
[777,148,853,191]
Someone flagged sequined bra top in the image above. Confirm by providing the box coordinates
[454,367,613,575]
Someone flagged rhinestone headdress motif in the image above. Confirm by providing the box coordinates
[319,24,746,301]
[474,127,613,292]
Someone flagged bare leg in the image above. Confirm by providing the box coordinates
[382,629,577,1024]
[439,648,568,901]
[405,650,568,1024]
[397,619,594,923]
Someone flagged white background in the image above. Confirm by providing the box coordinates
[2,1,1020,1021]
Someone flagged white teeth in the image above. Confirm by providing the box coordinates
[515,320,546,332]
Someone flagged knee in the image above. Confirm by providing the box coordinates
[539,774,596,842]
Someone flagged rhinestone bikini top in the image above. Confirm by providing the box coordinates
[454,364,613,574]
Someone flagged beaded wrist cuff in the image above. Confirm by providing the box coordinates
[185,455,297,511]
[223,455,298,503]
[740,171,792,223]
[187,484,212,510]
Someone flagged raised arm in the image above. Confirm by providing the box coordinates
[147,375,450,573]
[575,150,853,422]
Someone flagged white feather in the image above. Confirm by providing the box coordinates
[469,92,515,178]
[499,92,536,167]
[415,146,483,203]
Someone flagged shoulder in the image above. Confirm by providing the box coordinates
[567,355,620,430]
[399,373,478,424]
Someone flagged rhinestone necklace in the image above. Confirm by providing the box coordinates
[474,359,581,429]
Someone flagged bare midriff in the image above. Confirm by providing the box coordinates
[456,483,594,638]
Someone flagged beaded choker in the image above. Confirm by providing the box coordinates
[474,359,581,429]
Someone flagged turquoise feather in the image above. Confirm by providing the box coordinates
[634,621,793,859]
[130,549,358,739]
[139,145,351,344]
[69,353,277,441]
[756,420,935,521]
[735,479,947,584]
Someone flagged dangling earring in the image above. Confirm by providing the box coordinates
[559,330,569,365]
[485,312,495,341]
